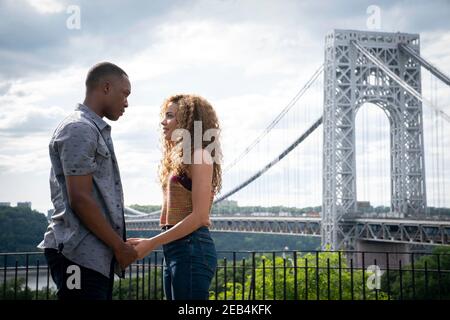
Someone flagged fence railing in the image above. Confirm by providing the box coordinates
[1,249,449,300]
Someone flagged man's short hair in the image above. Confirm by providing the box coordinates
[85,62,128,92]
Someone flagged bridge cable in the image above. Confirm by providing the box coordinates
[399,44,450,87]
[214,116,323,204]
[223,64,324,173]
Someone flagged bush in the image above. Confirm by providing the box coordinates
[211,250,388,300]
[381,246,450,299]
[0,278,57,300]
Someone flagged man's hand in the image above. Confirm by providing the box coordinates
[114,242,138,269]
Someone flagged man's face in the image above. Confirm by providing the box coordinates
[103,75,131,121]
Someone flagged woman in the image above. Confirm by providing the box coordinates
[127,94,222,300]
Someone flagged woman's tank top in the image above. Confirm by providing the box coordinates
[159,173,214,226]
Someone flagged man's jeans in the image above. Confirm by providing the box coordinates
[44,248,115,300]
[162,227,217,300]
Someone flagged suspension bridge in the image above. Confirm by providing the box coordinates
[124,30,450,264]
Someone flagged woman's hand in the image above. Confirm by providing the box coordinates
[126,238,157,260]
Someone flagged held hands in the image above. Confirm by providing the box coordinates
[126,237,157,260]
[113,241,138,270]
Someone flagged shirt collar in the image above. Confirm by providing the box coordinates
[75,103,110,131]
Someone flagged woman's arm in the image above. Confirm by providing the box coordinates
[128,149,214,259]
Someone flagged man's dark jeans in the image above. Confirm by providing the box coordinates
[44,248,115,300]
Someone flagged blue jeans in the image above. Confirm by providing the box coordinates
[162,227,217,300]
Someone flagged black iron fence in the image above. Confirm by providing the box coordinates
[1,249,449,300]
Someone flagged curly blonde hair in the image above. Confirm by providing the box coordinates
[158,94,222,194]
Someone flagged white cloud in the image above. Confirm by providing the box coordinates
[0,105,66,135]
[25,0,66,14]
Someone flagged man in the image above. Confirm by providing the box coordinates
[38,62,137,300]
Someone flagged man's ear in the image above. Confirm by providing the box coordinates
[103,81,111,95]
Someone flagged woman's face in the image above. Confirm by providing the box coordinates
[161,102,179,141]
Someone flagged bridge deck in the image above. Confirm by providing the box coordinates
[125,215,450,246]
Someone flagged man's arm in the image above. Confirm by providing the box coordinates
[55,122,136,269]
[66,174,137,269]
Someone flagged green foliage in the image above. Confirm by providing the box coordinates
[128,204,162,213]
[211,251,388,300]
[0,278,57,300]
[0,206,48,253]
[382,246,450,299]
[110,253,168,300]
[112,276,164,300]
[427,207,450,217]
[213,233,320,254]
[211,204,323,216]
[0,206,48,267]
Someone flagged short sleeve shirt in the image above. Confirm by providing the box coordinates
[38,103,126,278]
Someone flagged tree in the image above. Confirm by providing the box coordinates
[0,206,48,266]
[382,246,450,299]
[0,278,57,300]
[212,250,388,300]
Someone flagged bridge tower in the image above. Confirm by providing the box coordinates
[321,29,427,250]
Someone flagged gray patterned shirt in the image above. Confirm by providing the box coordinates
[38,103,126,278]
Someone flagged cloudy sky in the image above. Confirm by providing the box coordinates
[1,0,449,214]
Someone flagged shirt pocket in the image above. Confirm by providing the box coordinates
[96,141,110,158]
[94,140,111,174]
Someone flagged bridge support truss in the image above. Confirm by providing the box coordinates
[322,30,427,250]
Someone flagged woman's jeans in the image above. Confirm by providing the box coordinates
[162,227,217,300]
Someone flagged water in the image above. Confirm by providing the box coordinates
[1,267,56,291]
